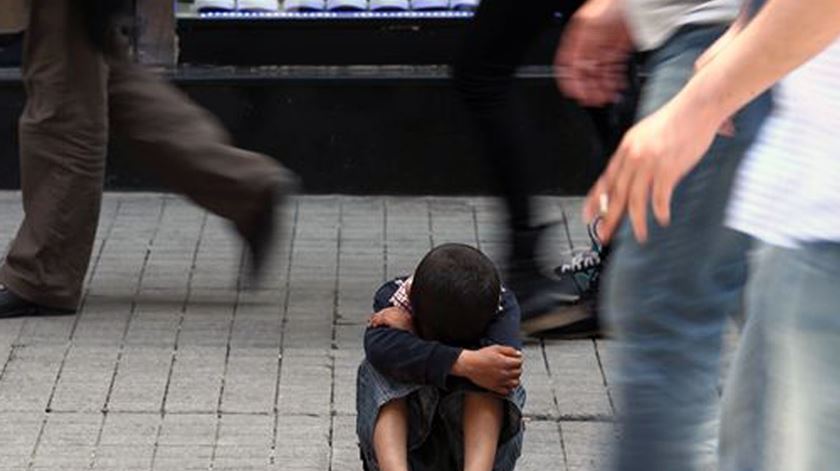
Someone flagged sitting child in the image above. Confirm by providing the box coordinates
[357,243,526,471]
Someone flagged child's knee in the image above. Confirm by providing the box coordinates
[463,392,504,419]
[376,398,409,426]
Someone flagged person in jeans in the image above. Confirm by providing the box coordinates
[357,244,525,471]
[556,0,771,469]
[580,0,840,468]
[0,0,297,318]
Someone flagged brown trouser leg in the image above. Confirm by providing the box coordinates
[0,0,109,310]
[1,0,291,310]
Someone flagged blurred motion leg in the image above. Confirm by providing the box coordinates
[106,60,295,248]
[754,243,840,471]
[602,25,771,471]
[453,0,592,329]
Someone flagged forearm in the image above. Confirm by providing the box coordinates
[365,327,462,387]
[676,0,840,125]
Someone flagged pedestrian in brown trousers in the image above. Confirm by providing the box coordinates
[0,0,298,317]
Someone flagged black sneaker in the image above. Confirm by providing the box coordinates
[0,284,76,319]
[537,217,607,339]
[507,221,598,337]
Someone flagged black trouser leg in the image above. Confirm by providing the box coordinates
[453,0,576,263]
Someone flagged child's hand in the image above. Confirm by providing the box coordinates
[452,346,523,396]
[368,306,414,333]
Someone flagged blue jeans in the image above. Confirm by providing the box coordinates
[602,25,772,471]
[723,242,840,471]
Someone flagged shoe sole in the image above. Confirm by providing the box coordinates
[450,0,478,10]
[326,0,367,10]
[195,0,237,11]
[370,0,410,10]
[0,305,76,319]
[284,0,326,11]
[411,0,449,9]
[238,0,280,10]
[520,303,592,337]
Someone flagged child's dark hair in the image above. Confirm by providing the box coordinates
[409,243,501,345]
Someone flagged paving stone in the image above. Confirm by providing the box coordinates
[16,315,77,345]
[98,413,160,447]
[92,445,155,470]
[330,415,361,471]
[220,348,279,414]
[563,421,616,471]
[332,349,364,416]
[157,413,216,447]
[339,197,384,242]
[276,352,332,416]
[0,344,65,412]
[281,319,335,350]
[229,314,283,350]
[124,308,181,348]
[0,412,44,468]
[517,420,566,471]
[164,346,226,413]
[594,340,619,410]
[216,414,274,448]
[72,299,133,346]
[333,324,366,352]
[153,445,214,470]
[31,412,101,469]
[274,415,330,470]
[107,347,171,412]
[50,345,120,412]
[521,344,559,419]
[0,317,24,346]
[545,341,613,420]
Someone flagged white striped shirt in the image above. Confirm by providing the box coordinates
[727,38,840,248]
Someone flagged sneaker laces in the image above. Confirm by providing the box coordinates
[559,216,604,275]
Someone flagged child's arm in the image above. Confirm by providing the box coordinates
[364,326,462,388]
[365,327,522,395]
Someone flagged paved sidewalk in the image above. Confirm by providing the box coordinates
[0,192,617,471]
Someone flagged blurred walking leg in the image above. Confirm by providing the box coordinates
[453,0,589,324]
[603,25,771,471]
[751,243,840,471]
[0,0,108,311]
[106,61,296,244]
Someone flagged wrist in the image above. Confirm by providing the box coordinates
[677,70,737,130]
[451,349,473,378]
[668,88,729,136]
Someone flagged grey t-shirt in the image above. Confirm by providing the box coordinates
[625,0,741,51]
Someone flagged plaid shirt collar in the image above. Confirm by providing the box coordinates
[389,276,505,315]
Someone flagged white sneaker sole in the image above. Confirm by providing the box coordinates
[450,0,478,10]
[370,0,409,10]
[284,0,327,10]
[411,0,448,9]
[239,0,280,10]
[326,0,368,10]
[195,0,237,11]
[520,304,592,337]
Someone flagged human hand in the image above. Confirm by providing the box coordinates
[583,97,722,243]
[452,345,523,395]
[369,306,415,333]
[555,0,634,107]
